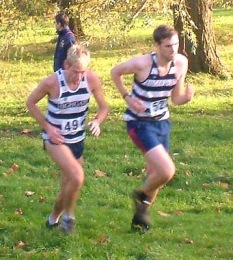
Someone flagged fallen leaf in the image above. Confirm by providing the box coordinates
[11,163,19,171]
[15,241,27,248]
[202,183,210,188]
[6,168,14,175]
[157,211,170,217]
[180,162,187,166]
[96,235,109,244]
[38,196,46,202]
[21,129,33,134]
[218,182,229,189]
[24,190,36,196]
[6,163,19,175]
[184,238,194,244]
[0,194,4,199]
[173,210,183,216]
[95,170,107,177]
[15,208,23,215]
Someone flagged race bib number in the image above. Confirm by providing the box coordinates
[150,99,168,116]
[61,119,82,134]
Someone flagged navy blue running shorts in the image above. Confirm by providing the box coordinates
[126,119,171,154]
[43,140,84,159]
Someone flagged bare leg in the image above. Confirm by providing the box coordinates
[45,142,85,222]
[142,144,175,203]
[131,144,175,231]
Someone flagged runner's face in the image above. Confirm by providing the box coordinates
[68,62,87,85]
[159,34,179,61]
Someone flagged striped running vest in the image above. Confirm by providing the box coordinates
[124,52,178,121]
[42,69,91,143]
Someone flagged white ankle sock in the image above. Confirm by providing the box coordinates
[49,215,59,225]
[62,213,75,220]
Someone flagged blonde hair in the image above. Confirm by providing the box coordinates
[66,44,90,68]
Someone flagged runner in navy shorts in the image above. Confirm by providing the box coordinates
[43,138,84,159]
[111,24,194,231]
[127,119,170,154]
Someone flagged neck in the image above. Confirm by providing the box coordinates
[156,53,171,67]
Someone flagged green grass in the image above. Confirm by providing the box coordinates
[0,8,232,260]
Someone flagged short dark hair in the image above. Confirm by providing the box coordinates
[55,13,69,27]
[153,25,178,44]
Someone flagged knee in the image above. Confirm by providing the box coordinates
[163,162,175,183]
[148,160,175,184]
[69,167,85,188]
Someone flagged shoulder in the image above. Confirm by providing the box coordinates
[173,54,188,80]
[63,29,75,42]
[39,73,58,91]
[173,53,188,67]
[85,69,101,91]
[128,53,151,66]
[114,53,151,74]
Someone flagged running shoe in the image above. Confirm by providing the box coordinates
[131,190,151,232]
[45,219,59,229]
[60,217,75,234]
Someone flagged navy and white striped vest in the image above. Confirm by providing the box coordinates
[42,69,91,143]
[124,52,177,121]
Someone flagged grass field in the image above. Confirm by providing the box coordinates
[0,8,232,260]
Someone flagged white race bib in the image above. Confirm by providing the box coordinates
[150,99,168,116]
[61,118,83,135]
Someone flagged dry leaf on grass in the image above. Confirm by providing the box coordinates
[218,181,229,189]
[173,210,183,216]
[95,170,107,177]
[24,190,36,196]
[15,208,23,215]
[96,235,109,245]
[157,211,170,217]
[15,241,27,248]
[6,163,19,175]
[38,196,46,202]
[180,162,188,166]
[184,238,194,244]
[202,183,210,188]
[21,129,33,134]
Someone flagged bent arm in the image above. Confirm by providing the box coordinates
[110,57,141,98]
[171,55,195,105]
[88,71,109,124]
[26,78,52,132]
[111,57,148,113]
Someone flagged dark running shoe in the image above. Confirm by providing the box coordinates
[131,190,151,232]
[45,219,59,229]
[60,217,75,234]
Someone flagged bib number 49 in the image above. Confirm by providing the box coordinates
[62,119,81,133]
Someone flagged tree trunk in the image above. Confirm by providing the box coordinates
[58,0,86,39]
[173,0,224,74]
